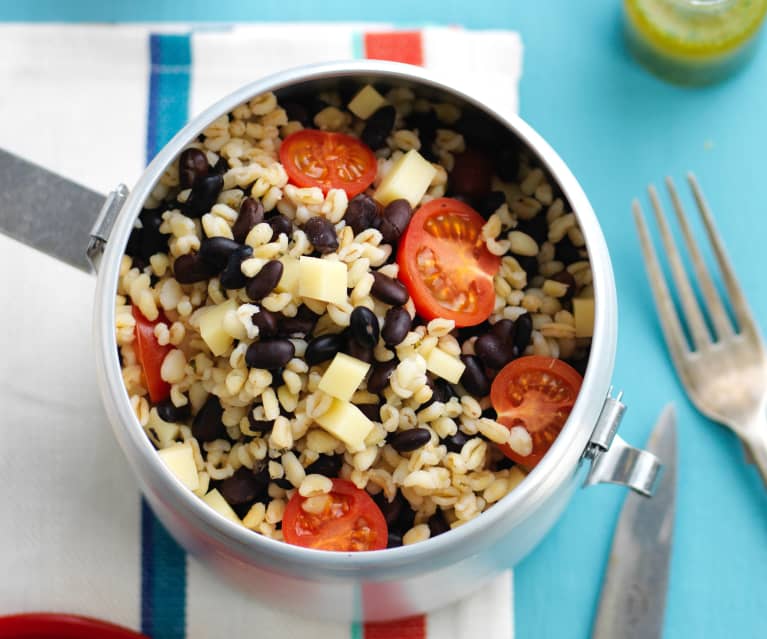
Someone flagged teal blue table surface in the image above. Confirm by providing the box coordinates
[4,1,767,637]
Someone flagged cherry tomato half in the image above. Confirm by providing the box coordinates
[279,129,377,198]
[396,198,501,327]
[283,479,388,551]
[0,613,148,639]
[491,356,583,469]
[132,306,171,404]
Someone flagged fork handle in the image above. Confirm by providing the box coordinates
[740,427,767,490]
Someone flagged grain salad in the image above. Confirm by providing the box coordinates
[116,83,595,551]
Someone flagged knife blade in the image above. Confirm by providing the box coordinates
[591,403,676,639]
[0,148,106,272]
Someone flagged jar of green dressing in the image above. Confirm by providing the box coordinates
[624,0,767,84]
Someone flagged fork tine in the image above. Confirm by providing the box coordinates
[687,173,756,336]
[632,199,690,365]
[665,176,734,340]
[648,184,711,350]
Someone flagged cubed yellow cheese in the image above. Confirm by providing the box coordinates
[315,399,373,452]
[318,353,371,401]
[199,298,238,356]
[573,297,595,338]
[425,347,466,384]
[373,149,437,208]
[158,443,199,491]
[203,488,241,524]
[298,256,347,305]
[275,255,299,295]
[347,84,387,120]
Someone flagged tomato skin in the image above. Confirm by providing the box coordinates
[491,356,583,469]
[132,306,171,404]
[279,129,377,198]
[283,479,388,551]
[396,198,500,327]
[449,148,493,198]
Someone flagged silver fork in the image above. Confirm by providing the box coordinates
[633,173,767,489]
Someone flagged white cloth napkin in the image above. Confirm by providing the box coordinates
[0,24,522,639]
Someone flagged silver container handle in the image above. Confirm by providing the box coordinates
[583,390,663,496]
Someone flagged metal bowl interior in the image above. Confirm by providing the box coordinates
[93,60,617,579]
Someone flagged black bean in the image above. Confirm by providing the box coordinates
[475,333,514,369]
[367,359,398,394]
[305,97,330,120]
[551,269,576,300]
[267,214,292,239]
[220,244,253,289]
[247,408,274,433]
[476,191,507,219]
[387,532,403,548]
[393,497,416,533]
[374,491,403,527]
[512,313,533,354]
[494,144,521,182]
[516,214,548,246]
[361,104,396,150]
[277,305,318,338]
[482,406,498,420]
[406,109,438,158]
[568,355,590,377]
[245,339,295,370]
[460,355,490,397]
[219,467,268,506]
[514,254,539,279]
[138,209,169,260]
[555,235,584,264]
[357,403,381,422]
[381,306,411,346]
[232,197,264,243]
[126,227,143,260]
[457,112,505,150]
[350,306,380,348]
[305,334,344,366]
[345,194,381,235]
[282,101,311,127]
[211,156,229,176]
[494,455,517,471]
[379,199,413,244]
[427,510,450,537]
[443,430,469,453]
[192,395,226,443]
[371,272,409,306]
[273,478,293,490]
[173,253,218,284]
[199,237,241,271]
[305,453,343,478]
[304,216,338,254]
[156,399,191,423]
[184,174,224,218]
[388,428,431,453]
[179,148,209,189]
[251,308,279,338]
[431,378,455,404]
[457,320,490,343]
[492,319,516,343]
[246,259,283,301]
[344,332,374,364]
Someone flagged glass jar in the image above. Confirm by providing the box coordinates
[624,0,767,85]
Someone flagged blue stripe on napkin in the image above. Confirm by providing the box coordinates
[141,32,192,639]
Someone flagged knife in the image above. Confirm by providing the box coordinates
[591,403,677,639]
[0,148,107,272]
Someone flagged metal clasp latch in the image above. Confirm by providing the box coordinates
[86,184,129,272]
[584,389,663,497]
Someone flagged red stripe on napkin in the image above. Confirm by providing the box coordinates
[364,615,426,639]
[363,31,424,66]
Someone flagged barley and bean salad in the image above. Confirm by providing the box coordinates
[116,83,595,551]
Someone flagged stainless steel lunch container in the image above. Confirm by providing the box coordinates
[84,60,661,622]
